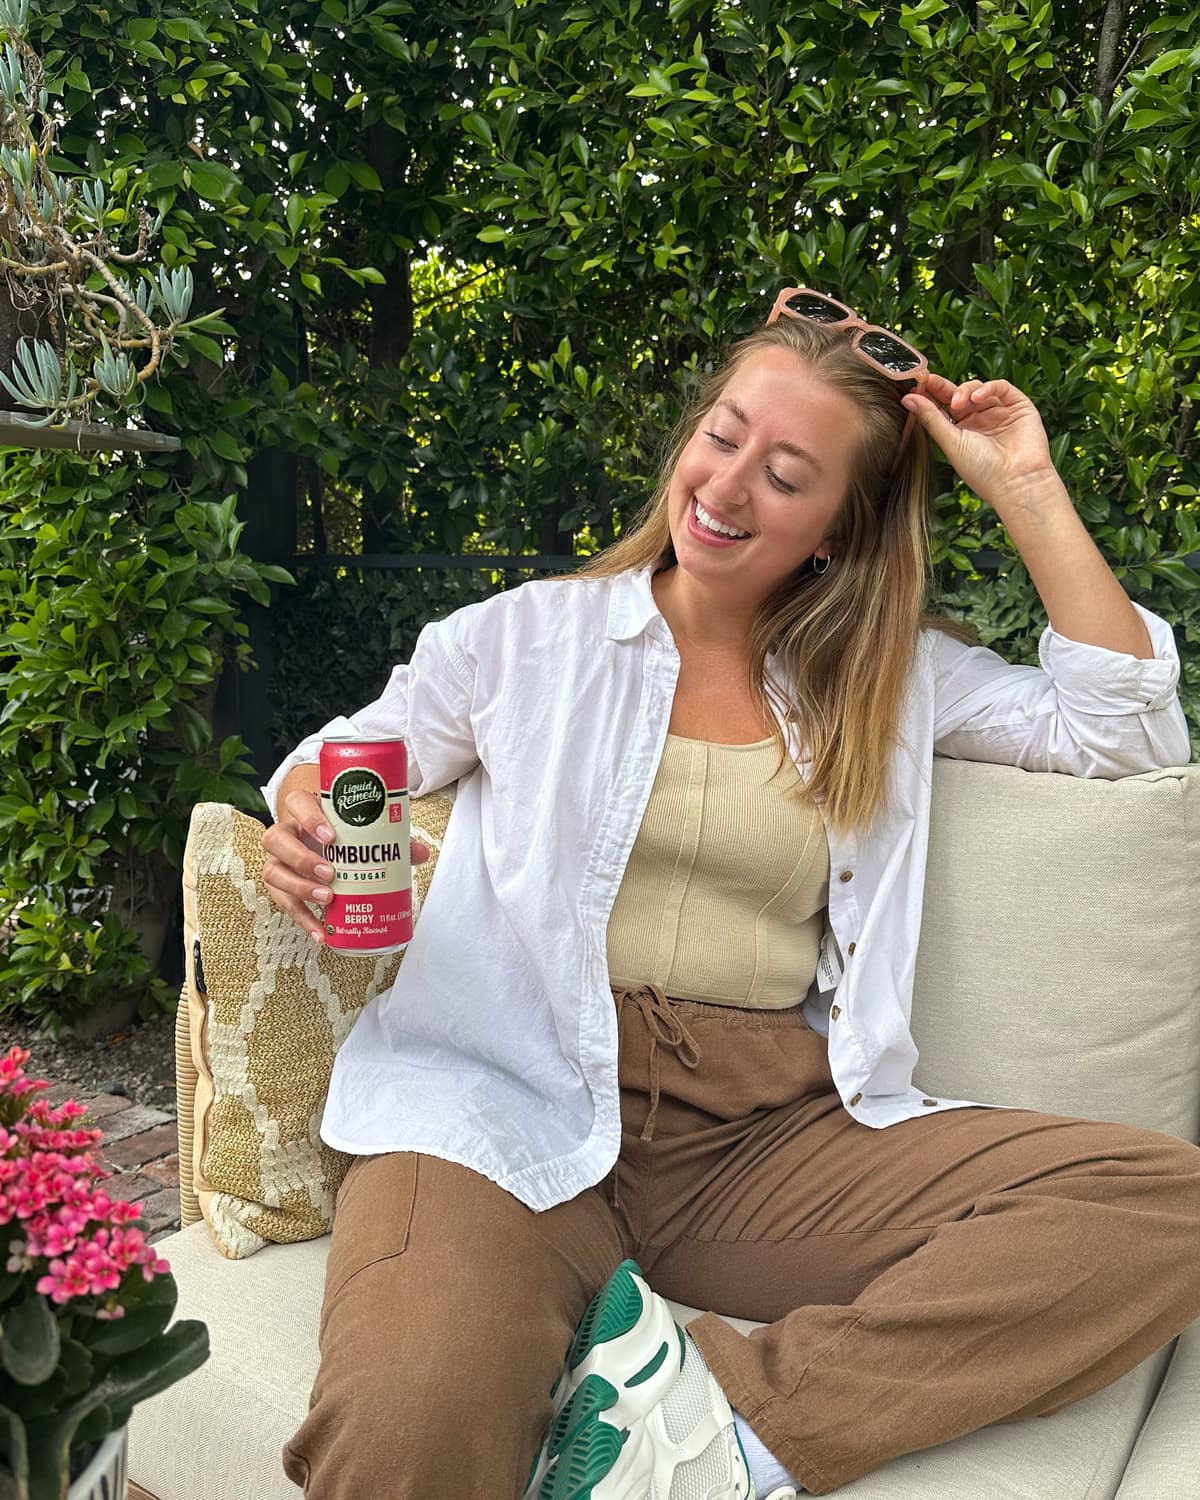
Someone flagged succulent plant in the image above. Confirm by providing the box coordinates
[0,0,213,427]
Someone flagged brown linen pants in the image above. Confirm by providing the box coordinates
[282,986,1200,1497]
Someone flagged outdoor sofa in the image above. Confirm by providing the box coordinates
[127,754,1200,1500]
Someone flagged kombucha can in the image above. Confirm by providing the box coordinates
[318,738,413,955]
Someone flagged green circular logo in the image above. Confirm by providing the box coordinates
[331,767,385,828]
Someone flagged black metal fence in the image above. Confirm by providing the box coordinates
[215,552,590,789]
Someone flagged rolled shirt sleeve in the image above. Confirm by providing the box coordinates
[260,614,481,821]
[930,600,1191,776]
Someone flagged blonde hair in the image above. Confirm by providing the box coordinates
[563,315,977,837]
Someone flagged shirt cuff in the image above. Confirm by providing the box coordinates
[1038,601,1181,715]
[259,715,363,821]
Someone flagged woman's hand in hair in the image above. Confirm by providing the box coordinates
[900,372,1062,513]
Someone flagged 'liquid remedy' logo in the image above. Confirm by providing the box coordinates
[331,768,386,828]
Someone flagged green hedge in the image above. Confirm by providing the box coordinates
[3,0,1197,1031]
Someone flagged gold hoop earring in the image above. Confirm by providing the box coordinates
[812,554,831,574]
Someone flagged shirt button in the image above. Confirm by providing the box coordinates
[847,942,856,955]
[849,1091,863,1106]
[830,1005,841,1020]
[922,1098,939,1108]
[839,870,853,883]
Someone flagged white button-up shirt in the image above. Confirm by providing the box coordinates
[262,566,1189,1211]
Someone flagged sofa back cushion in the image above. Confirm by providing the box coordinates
[911,760,1200,1143]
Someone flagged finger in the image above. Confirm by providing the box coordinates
[901,390,962,448]
[264,882,329,943]
[263,823,336,885]
[283,788,335,845]
[948,379,986,415]
[263,854,334,909]
[963,379,1023,410]
[411,838,430,865]
[921,370,959,400]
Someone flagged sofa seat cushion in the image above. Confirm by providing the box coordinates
[129,1224,1178,1500]
[1114,1322,1200,1499]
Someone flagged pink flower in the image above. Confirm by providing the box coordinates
[36,1256,91,1303]
[2,1045,175,1315]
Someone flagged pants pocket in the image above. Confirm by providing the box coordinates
[324,1152,419,1305]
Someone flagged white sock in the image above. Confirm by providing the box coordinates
[733,1410,803,1495]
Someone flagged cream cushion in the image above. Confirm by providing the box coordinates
[130,759,1200,1499]
[911,761,1200,1141]
[1115,1323,1200,1499]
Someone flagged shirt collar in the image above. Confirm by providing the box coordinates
[605,565,665,642]
[605,564,790,676]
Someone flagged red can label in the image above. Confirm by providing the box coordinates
[319,739,413,955]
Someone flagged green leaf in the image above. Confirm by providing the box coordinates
[188,161,241,202]
[1,1295,60,1385]
[1148,560,1200,589]
[323,161,352,196]
[187,334,224,365]
[348,162,383,192]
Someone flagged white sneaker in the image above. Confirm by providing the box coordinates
[524,1259,799,1499]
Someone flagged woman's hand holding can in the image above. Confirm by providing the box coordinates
[263,782,429,944]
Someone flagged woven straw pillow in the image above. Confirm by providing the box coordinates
[180,792,454,1260]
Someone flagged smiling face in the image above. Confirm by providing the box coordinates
[665,346,862,612]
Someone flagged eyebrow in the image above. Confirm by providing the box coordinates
[714,399,824,475]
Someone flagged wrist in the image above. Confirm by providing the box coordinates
[990,468,1072,519]
[280,762,322,807]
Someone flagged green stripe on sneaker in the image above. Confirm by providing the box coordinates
[568,1259,645,1370]
[624,1338,670,1388]
[541,1416,627,1500]
[549,1375,619,1455]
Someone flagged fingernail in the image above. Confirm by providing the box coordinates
[317,824,334,841]
[316,863,334,880]
[313,887,332,902]
[310,930,323,943]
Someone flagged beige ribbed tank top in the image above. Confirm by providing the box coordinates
[606,733,830,1008]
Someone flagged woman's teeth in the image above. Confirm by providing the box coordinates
[694,499,749,538]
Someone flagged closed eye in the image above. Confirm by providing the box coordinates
[705,430,799,494]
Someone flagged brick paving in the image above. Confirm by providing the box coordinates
[42,1083,181,1246]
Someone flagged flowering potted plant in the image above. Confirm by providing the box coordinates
[0,1046,209,1500]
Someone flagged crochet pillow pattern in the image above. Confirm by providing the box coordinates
[179,792,454,1260]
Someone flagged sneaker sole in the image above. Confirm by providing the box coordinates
[541,1409,749,1500]
[523,1260,686,1499]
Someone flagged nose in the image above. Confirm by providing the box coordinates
[703,449,752,511]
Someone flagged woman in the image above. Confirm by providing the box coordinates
[261,289,1200,1499]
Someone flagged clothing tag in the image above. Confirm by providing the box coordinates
[817,926,843,992]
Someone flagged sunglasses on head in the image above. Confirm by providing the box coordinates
[766,287,929,455]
